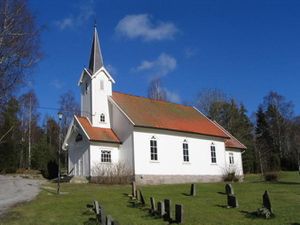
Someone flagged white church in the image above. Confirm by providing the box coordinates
[63,27,246,184]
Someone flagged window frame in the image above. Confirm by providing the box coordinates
[101,150,111,163]
[100,113,105,123]
[229,153,234,164]
[210,144,217,164]
[150,137,158,161]
[183,140,189,162]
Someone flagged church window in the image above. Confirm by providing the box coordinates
[150,137,158,161]
[101,150,111,163]
[211,144,217,163]
[183,140,189,162]
[85,82,88,94]
[100,113,105,122]
[229,153,234,164]
[75,133,83,142]
[100,80,104,90]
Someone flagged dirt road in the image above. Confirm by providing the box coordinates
[0,175,41,216]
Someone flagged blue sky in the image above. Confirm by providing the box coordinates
[28,0,300,119]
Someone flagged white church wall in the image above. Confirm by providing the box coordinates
[67,128,90,177]
[225,149,244,176]
[109,100,134,173]
[133,127,229,184]
[89,142,119,176]
[90,69,112,128]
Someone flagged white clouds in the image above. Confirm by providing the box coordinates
[55,1,95,30]
[134,53,177,78]
[115,14,178,41]
[165,89,181,104]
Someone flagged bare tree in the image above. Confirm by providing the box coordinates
[0,0,41,104]
[147,78,167,101]
[196,88,228,117]
[58,90,80,135]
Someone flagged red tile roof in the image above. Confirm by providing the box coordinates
[75,116,121,144]
[212,120,247,150]
[111,92,230,139]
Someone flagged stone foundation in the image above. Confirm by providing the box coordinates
[134,174,223,185]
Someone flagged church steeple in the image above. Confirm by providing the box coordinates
[88,25,103,74]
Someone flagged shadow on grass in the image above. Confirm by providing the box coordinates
[82,217,98,225]
[290,223,300,225]
[240,210,275,220]
[215,204,227,209]
[274,181,300,185]
[181,193,191,197]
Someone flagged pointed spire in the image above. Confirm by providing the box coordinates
[88,25,103,74]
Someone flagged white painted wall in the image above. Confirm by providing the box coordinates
[89,142,119,176]
[90,68,113,128]
[67,124,90,176]
[225,149,244,176]
[133,127,230,176]
[109,100,134,173]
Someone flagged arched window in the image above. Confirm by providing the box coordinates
[100,113,105,122]
[183,139,189,162]
[210,143,217,163]
[229,153,234,164]
[100,80,104,90]
[150,136,158,161]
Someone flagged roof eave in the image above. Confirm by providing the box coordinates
[134,125,229,139]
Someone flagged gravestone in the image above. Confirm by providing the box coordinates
[157,201,165,218]
[112,220,120,225]
[150,197,156,214]
[100,207,106,224]
[175,204,183,224]
[164,199,172,221]
[263,191,272,213]
[225,184,234,195]
[190,184,196,196]
[139,189,145,206]
[131,181,136,198]
[227,194,238,208]
[93,200,100,215]
[106,215,112,225]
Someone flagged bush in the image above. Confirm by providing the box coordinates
[264,171,279,182]
[222,167,241,182]
[90,162,132,184]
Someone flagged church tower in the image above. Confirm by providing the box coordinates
[78,26,115,128]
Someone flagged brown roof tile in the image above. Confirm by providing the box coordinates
[111,92,230,139]
[75,116,121,144]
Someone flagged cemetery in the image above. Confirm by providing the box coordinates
[1,171,299,225]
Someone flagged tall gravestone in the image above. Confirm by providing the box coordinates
[131,181,136,198]
[175,204,183,224]
[106,215,112,225]
[157,201,165,218]
[150,197,156,214]
[164,199,172,221]
[227,194,238,208]
[190,184,196,196]
[263,191,272,213]
[100,207,106,225]
[139,189,145,206]
[225,184,234,195]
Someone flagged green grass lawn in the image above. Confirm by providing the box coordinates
[1,171,300,225]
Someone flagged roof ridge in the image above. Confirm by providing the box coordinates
[112,91,192,108]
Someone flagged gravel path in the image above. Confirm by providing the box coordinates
[0,175,42,216]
